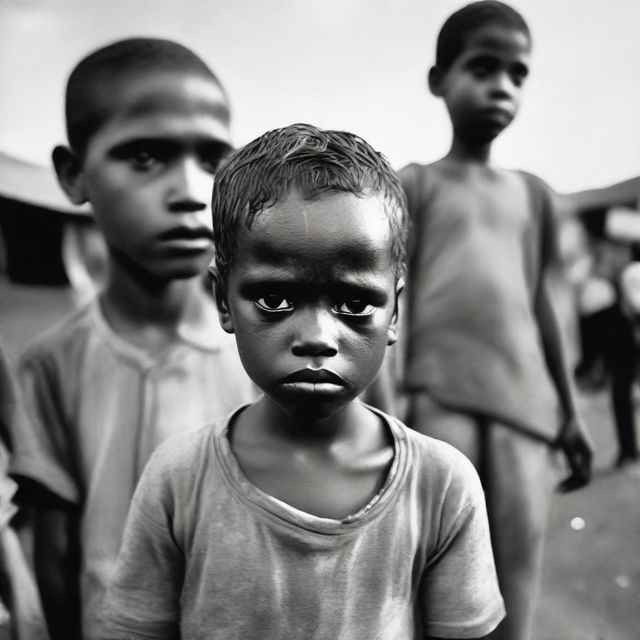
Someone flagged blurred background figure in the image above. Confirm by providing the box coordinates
[556,182,640,470]
[0,338,49,640]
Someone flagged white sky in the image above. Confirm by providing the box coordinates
[1,0,639,193]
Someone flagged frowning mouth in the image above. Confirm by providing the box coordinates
[280,369,346,393]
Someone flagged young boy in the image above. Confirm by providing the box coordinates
[399,3,593,639]
[8,39,256,640]
[101,123,505,640]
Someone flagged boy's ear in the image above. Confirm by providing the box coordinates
[52,145,88,205]
[209,265,235,334]
[427,66,444,97]
[387,278,404,346]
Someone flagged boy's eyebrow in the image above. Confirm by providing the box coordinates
[108,137,232,154]
[240,277,390,303]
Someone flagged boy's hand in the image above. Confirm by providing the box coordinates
[555,416,594,493]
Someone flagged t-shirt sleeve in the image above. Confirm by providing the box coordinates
[420,450,505,639]
[9,346,80,505]
[100,450,183,640]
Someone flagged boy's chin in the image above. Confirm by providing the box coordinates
[271,396,352,423]
[473,121,511,144]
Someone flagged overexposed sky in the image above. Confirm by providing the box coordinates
[1,0,639,192]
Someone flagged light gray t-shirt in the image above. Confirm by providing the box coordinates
[10,300,257,639]
[102,406,504,639]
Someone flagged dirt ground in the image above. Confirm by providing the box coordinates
[1,276,638,640]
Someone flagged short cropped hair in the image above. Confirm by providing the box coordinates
[436,1,531,70]
[65,37,230,158]
[211,123,408,283]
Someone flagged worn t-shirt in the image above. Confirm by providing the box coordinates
[400,162,560,440]
[9,300,257,640]
[102,405,505,639]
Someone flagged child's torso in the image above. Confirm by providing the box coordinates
[33,301,256,639]
[402,162,559,437]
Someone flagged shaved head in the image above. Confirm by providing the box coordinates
[65,37,230,157]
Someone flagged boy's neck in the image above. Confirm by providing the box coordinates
[231,397,394,520]
[99,257,210,348]
[241,396,378,448]
[446,133,493,165]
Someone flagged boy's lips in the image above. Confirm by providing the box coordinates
[480,106,513,123]
[159,225,213,251]
[280,369,346,393]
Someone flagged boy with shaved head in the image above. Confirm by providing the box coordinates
[399,2,593,638]
[10,38,255,639]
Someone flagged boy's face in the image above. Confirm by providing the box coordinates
[216,189,400,420]
[433,25,531,144]
[76,72,231,280]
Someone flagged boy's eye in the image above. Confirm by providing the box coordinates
[199,144,230,175]
[334,300,375,316]
[111,140,174,171]
[255,295,294,312]
[509,65,528,88]
[468,55,497,78]
[472,64,489,77]
[130,150,158,170]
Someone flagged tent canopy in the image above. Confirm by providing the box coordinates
[0,150,91,217]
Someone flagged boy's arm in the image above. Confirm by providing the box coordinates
[535,275,593,492]
[534,175,594,492]
[8,346,85,638]
[33,506,81,640]
[553,175,640,218]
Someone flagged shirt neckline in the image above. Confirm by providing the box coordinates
[87,297,224,366]
[213,404,407,536]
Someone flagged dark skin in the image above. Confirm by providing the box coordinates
[34,508,82,640]
[212,190,494,640]
[42,69,232,639]
[428,25,593,492]
[216,191,401,519]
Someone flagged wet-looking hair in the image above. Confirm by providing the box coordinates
[436,0,531,70]
[65,37,230,158]
[211,123,409,284]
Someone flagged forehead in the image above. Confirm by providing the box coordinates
[461,24,531,59]
[92,71,231,145]
[235,190,394,275]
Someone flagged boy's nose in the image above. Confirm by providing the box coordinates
[489,72,516,99]
[167,157,212,213]
[292,307,339,358]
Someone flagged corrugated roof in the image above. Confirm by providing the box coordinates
[0,150,91,216]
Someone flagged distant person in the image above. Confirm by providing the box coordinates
[101,124,505,640]
[9,38,256,640]
[398,3,593,639]
[0,338,49,640]
[571,206,638,467]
